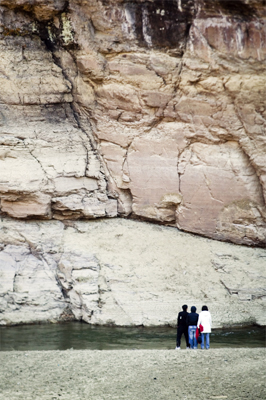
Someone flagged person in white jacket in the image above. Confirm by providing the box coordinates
[197,305,212,349]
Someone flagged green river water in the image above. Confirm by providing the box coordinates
[0,323,265,351]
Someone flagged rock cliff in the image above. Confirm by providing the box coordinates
[0,0,265,326]
[1,218,265,327]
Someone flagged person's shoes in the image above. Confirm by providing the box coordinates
[175,346,180,350]
[186,347,190,349]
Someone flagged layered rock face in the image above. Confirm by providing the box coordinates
[0,0,265,245]
[0,1,265,326]
[1,218,265,327]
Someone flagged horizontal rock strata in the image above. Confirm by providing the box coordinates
[0,0,265,245]
[0,1,265,326]
[0,218,265,326]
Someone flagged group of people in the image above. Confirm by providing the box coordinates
[175,304,212,350]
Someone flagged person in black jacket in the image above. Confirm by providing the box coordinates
[186,306,199,349]
[175,304,189,349]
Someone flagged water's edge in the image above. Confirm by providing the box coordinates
[0,322,265,351]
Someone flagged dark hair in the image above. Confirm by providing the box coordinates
[182,304,188,311]
[202,305,208,311]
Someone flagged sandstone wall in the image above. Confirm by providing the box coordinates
[0,218,265,327]
[0,1,265,326]
[0,0,265,245]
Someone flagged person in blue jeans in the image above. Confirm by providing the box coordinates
[186,306,199,349]
[197,305,212,349]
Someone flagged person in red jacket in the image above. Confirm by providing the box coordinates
[175,304,190,350]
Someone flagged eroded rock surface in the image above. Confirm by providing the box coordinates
[0,218,265,326]
[0,1,265,326]
[0,0,266,245]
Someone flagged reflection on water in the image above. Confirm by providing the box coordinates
[0,323,265,351]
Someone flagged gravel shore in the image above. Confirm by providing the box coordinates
[0,349,265,400]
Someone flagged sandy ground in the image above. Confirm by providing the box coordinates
[0,349,265,400]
